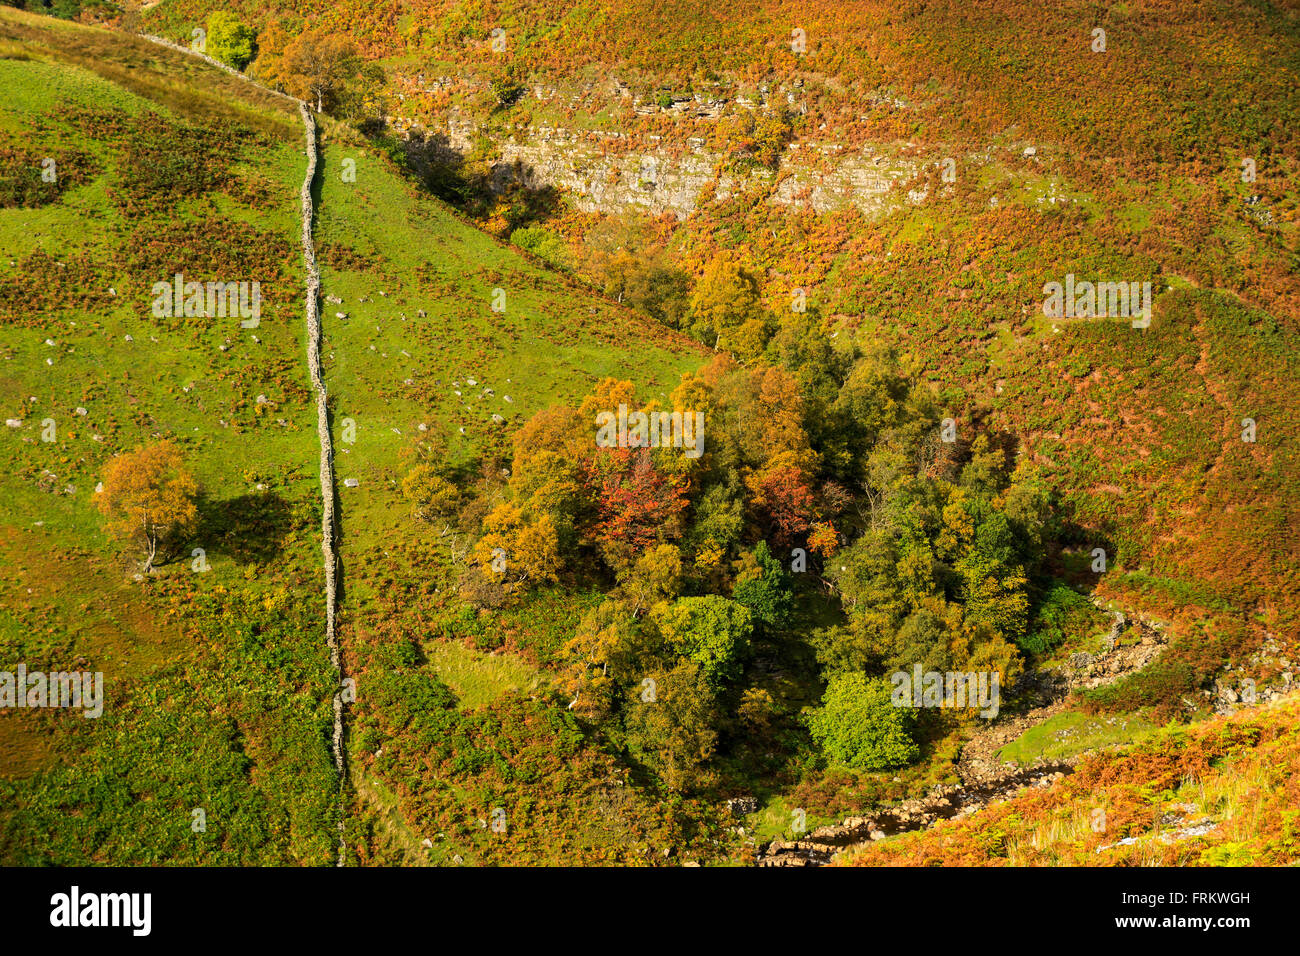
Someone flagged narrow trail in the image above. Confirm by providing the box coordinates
[139,32,348,866]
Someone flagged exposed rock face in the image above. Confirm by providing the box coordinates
[1212,634,1294,715]
[488,132,731,218]
[392,82,920,219]
[471,128,914,218]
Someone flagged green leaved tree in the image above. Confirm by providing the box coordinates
[206,12,256,71]
[808,672,919,770]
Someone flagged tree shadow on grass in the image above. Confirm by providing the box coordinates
[193,491,295,566]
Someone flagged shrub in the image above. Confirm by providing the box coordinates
[206,12,256,71]
[808,673,919,771]
[1021,584,1094,656]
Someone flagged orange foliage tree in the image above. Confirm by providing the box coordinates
[97,441,198,573]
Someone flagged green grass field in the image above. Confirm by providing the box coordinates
[0,8,339,864]
[997,711,1159,766]
[0,7,719,866]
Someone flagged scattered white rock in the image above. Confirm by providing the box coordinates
[75,407,87,416]
[344,477,359,488]
[4,419,20,428]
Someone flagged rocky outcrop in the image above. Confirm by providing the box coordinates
[397,104,919,219]
[756,765,1074,867]
[1212,634,1294,715]
[1007,605,1167,707]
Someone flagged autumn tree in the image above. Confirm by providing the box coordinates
[617,543,684,617]
[586,447,688,564]
[277,29,360,113]
[402,462,461,524]
[97,441,198,573]
[248,21,290,86]
[472,502,562,596]
[687,255,770,358]
[747,461,817,547]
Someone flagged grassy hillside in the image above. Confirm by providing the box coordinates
[0,7,336,863]
[5,2,1297,868]
[0,7,709,864]
[840,696,1300,866]
[307,107,716,864]
[132,0,1300,651]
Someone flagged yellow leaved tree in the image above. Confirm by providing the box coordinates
[97,441,198,573]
